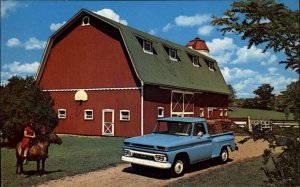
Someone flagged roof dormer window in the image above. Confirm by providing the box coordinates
[192,56,200,67]
[143,40,153,54]
[208,61,215,71]
[82,16,90,26]
[169,48,177,61]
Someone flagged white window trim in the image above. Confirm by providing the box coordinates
[120,110,130,121]
[219,109,223,117]
[84,109,93,120]
[199,108,204,117]
[208,61,215,71]
[158,107,164,118]
[169,48,178,61]
[208,107,215,119]
[58,109,66,119]
[192,56,200,67]
[224,109,228,117]
[82,16,90,26]
[143,40,153,54]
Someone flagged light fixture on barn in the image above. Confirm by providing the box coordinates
[74,89,88,105]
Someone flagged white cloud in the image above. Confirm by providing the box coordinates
[24,37,47,50]
[50,21,66,31]
[232,46,270,64]
[222,66,297,98]
[162,23,174,33]
[206,37,237,65]
[175,14,211,26]
[148,29,157,35]
[6,37,46,50]
[3,61,40,74]
[1,1,18,18]
[197,25,214,36]
[1,61,40,85]
[221,67,258,82]
[94,8,127,25]
[7,38,21,47]
[267,67,277,75]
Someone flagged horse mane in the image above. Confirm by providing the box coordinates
[35,132,51,143]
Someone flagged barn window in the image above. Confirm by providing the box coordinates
[84,109,93,120]
[158,107,164,118]
[120,110,130,121]
[143,40,153,54]
[208,61,215,71]
[199,108,204,117]
[192,56,200,67]
[58,109,66,119]
[208,107,215,119]
[219,109,223,117]
[169,48,178,61]
[224,109,228,116]
[82,16,90,26]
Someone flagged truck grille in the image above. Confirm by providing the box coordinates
[133,153,154,161]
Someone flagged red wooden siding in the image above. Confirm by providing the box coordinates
[39,15,139,90]
[51,89,141,137]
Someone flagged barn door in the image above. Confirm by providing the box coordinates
[102,109,114,136]
[171,91,194,117]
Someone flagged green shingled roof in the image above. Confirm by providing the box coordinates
[88,10,230,94]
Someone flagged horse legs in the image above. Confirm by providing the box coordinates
[36,160,40,176]
[16,157,20,174]
[41,159,46,175]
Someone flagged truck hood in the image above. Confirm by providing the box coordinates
[124,133,192,150]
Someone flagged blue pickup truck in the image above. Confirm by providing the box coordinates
[121,117,238,177]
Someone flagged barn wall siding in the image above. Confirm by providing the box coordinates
[50,89,141,137]
[39,15,139,90]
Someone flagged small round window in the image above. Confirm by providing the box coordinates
[82,16,90,26]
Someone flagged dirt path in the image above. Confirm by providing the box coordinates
[37,136,270,187]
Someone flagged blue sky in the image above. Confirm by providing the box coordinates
[1,0,298,98]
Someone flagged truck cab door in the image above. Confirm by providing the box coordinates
[190,123,213,163]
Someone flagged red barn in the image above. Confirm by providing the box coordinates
[36,9,231,137]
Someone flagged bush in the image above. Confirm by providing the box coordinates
[0,76,57,144]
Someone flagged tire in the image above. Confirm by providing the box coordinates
[219,147,229,164]
[170,156,187,177]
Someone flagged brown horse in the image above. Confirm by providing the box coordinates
[16,131,62,175]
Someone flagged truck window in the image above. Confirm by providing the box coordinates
[193,123,206,136]
[154,121,192,136]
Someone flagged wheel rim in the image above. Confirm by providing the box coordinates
[174,160,184,174]
[221,150,228,162]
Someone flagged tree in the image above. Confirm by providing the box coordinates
[253,83,275,110]
[281,80,300,120]
[211,0,300,73]
[212,1,300,185]
[0,76,58,144]
[228,84,236,106]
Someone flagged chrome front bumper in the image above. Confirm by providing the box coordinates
[122,156,172,169]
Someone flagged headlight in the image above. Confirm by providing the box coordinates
[154,154,167,162]
[124,149,132,157]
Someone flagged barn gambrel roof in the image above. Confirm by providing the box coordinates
[36,9,230,95]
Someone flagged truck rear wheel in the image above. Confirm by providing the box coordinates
[219,147,229,164]
[170,156,187,177]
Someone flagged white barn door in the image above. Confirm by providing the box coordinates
[171,90,194,117]
[102,109,114,136]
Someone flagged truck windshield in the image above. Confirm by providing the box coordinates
[153,121,192,136]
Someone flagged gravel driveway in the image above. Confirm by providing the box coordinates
[37,136,270,187]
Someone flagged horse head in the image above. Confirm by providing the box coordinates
[48,131,62,145]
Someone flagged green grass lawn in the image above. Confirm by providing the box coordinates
[167,156,271,187]
[1,135,125,187]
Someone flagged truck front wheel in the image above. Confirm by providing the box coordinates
[170,157,187,177]
[219,147,229,164]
